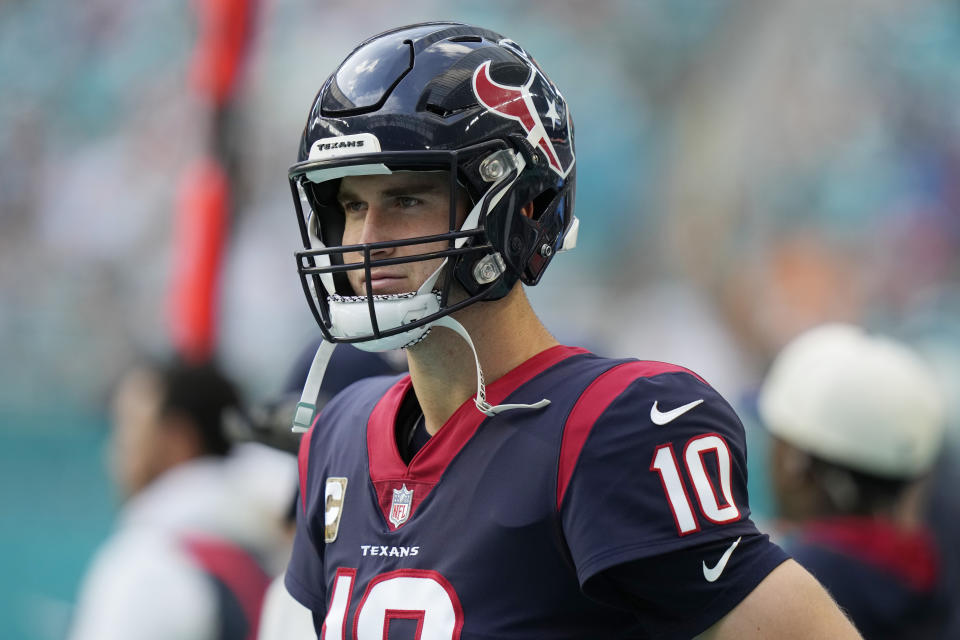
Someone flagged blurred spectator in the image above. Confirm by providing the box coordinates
[230,339,405,454]
[758,323,950,639]
[239,341,404,640]
[69,356,295,640]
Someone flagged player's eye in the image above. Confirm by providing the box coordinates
[394,196,421,209]
[341,201,365,214]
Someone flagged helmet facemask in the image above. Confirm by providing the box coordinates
[289,143,528,351]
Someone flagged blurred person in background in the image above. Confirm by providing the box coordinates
[236,341,405,640]
[758,323,951,640]
[69,356,296,640]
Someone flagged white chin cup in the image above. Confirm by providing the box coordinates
[328,291,441,352]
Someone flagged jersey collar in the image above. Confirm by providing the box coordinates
[366,345,587,528]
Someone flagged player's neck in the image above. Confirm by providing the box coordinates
[405,286,558,435]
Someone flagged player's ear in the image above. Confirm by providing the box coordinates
[521,201,534,219]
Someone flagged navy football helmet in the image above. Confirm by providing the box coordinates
[289,22,577,351]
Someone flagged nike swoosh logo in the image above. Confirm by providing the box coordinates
[703,536,742,582]
[650,399,704,425]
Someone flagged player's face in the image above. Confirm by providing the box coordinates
[338,171,468,296]
[109,368,167,499]
[769,437,819,521]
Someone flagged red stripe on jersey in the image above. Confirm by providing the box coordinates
[368,345,589,529]
[181,536,271,640]
[298,420,316,515]
[557,361,705,510]
[801,517,940,591]
[367,376,414,481]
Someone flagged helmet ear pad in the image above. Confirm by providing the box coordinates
[517,173,575,285]
[454,158,575,300]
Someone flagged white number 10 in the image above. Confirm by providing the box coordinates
[650,434,740,535]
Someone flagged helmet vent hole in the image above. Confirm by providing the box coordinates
[448,35,482,43]
[531,189,558,221]
[424,103,470,118]
[425,103,451,117]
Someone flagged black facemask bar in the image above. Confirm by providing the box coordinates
[295,233,493,343]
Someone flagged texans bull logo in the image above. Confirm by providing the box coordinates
[472,58,574,178]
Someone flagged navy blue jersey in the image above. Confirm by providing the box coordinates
[787,517,952,640]
[286,346,787,639]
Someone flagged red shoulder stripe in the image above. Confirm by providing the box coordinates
[556,361,704,510]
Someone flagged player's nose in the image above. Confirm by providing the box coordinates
[356,207,395,251]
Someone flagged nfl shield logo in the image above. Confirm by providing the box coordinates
[389,484,413,527]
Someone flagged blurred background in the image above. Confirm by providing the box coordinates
[1,1,958,638]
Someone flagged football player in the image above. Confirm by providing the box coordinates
[758,324,951,639]
[70,358,286,640]
[284,22,862,639]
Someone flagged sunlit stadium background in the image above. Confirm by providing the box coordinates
[2,1,959,638]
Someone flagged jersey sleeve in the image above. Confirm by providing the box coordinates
[589,533,788,639]
[558,367,788,630]
[284,422,328,613]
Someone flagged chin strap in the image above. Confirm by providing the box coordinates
[432,316,550,417]
[291,339,337,433]
[290,317,550,432]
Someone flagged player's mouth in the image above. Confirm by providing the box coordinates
[353,270,409,296]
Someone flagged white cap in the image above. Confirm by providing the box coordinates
[758,323,946,478]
